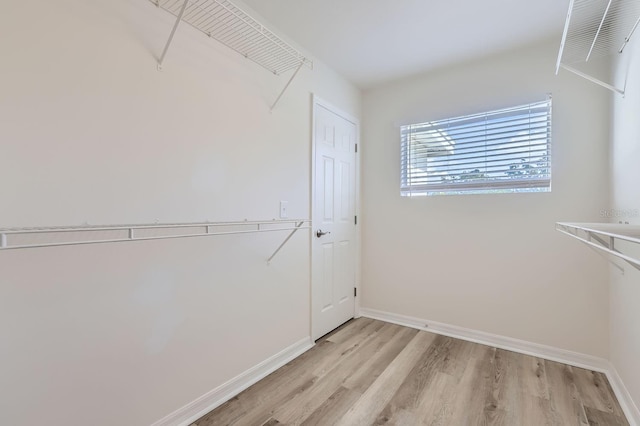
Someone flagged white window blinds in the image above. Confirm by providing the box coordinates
[401,98,552,196]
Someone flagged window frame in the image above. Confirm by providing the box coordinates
[400,97,552,197]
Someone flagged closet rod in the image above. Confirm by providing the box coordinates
[0,220,311,263]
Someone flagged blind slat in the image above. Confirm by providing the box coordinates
[406,160,550,178]
[406,125,551,147]
[404,140,550,161]
[403,105,550,128]
[402,110,550,135]
[406,166,551,183]
[404,116,550,138]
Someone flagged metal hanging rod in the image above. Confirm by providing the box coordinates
[152,0,313,110]
[559,63,625,95]
[0,219,310,263]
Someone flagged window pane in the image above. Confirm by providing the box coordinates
[400,97,552,196]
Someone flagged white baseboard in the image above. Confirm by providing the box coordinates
[360,307,639,426]
[151,337,314,426]
[605,364,640,426]
[360,307,609,371]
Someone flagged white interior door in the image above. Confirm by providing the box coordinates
[312,97,357,340]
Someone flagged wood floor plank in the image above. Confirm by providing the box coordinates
[260,419,281,426]
[436,338,478,381]
[502,349,552,424]
[584,406,629,426]
[573,367,626,418]
[490,349,520,424]
[192,318,630,426]
[335,331,437,426]
[374,335,469,424]
[228,375,318,426]
[472,347,513,425]
[519,395,556,426]
[517,353,550,400]
[373,408,418,426]
[412,371,458,426]
[421,343,492,425]
[191,340,336,426]
[342,326,419,393]
[488,349,556,425]
[272,323,402,424]
[324,317,374,344]
[300,386,362,426]
[445,345,499,425]
[311,319,386,377]
[545,361,590,425]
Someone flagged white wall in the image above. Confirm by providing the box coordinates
[610,33,640,411]
[361,39,611,357]
[0,1,360,425]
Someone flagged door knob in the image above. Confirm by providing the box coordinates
[316,229,331,238]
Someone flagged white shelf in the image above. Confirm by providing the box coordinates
[556,222,640,271]
[152,0,313,109]
[556,0,640,95]
[154,0,312,75]
[0,219,310,263]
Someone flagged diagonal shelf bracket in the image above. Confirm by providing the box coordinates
[267,221,306,264]
[270,62,304,112]
[156,0,189,71]
[559,64,625,96]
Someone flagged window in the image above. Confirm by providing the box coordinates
[400,97,552,196]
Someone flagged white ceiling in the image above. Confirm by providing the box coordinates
[242,0,570,89]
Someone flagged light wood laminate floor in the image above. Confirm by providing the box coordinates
[192,318,628,426]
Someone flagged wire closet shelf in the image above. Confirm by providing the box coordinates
[556,0,640,95]
[152,0,313,109]
[0,219,310,264]
[154,0,312,75]
[556,222,640,273]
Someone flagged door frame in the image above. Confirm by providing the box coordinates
[310,94,361,340]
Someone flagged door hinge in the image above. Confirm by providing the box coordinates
[354,215,358,225]
[355,143,358,153]
[354,287,357,297]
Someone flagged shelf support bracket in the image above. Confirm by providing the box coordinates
[157,0,189,71]
[559,64,625,96]
[267,221,304,264]
[586,245,625,274]
[270,62,304,112]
